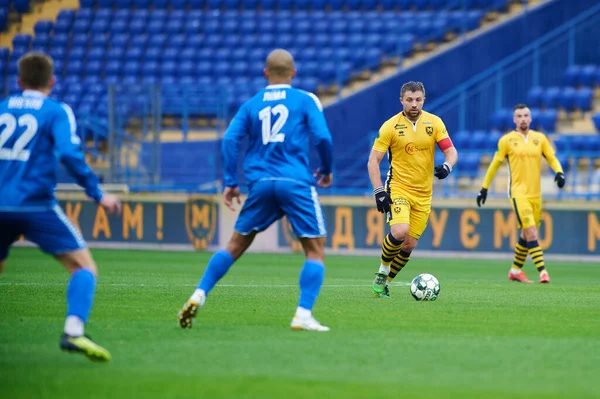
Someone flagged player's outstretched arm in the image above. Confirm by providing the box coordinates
[52,104,105,204]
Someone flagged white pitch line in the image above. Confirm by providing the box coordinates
[0,282,411,288]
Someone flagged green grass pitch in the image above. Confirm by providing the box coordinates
[1,247,599,399]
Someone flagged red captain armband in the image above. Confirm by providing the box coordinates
[437,137,454,152]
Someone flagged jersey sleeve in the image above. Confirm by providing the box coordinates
[434,117,453,151]
[481,136,507,189]
[221,102,250,188]
[52,103,103,202]
[541,135,564,174]
[372,120,394,153]
[492,136,508,162]
[305,92,333,175]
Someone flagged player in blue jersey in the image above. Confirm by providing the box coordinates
[0,53,121,361]
[178,49,334,332]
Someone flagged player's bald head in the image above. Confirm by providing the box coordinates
[265,49,296,81]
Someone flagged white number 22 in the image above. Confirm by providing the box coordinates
[258,105,288,145]
[0,113,38,162]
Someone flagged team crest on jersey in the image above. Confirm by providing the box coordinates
[394,124,406,136]
[393,198,407,214]
[533,139,539,145]
[185,195,218,250]
[426,126,433,136]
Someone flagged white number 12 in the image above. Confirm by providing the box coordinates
[258,105,288,145]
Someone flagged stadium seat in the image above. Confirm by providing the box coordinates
[579,65,597,87]
[574,87,593,111]
[540,87,560,109]
[593,113,600,132]
[557,87,576,112]
[563,65,580,86]
[539,109,558,132]
[526,87,544,109]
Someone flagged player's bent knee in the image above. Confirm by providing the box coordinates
[523,227,538,241]
[55,249,98,276]
[390,225,409,242]
[300,237,326,263]
[0,260,5,274]
[226,231,256,260]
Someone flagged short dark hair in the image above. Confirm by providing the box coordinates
[401,81,425,98]
[18,52,54,90]
[513,103,529,112]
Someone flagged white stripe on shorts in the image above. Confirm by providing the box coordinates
[53,204,86,248]
[310,186,326,236]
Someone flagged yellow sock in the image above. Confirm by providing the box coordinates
[527,240,546,272]
[387,250,411,282]
[512,237,528,271]
[380,232,403,267]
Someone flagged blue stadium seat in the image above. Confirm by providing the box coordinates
[563,65,580,86]
[85,61,103,76]
[142,61,160,77]
[526,86,544,108]
[67,60,84,76]
[579,65,597,87]
[12,34,32,49]
[470,130,487,150]
[185,19,202,35]
[574,87,593,112]
[34,20,53,35]
[53,19,72,34]
[197,61,212,77]
[539,109,558,132]
[32,34,50,49]
[90,18,111,35]
[69,47,87,62]
[129,19,146,35]
[172,0,188,8]
[557,87,576,111]
[593,113,600,132]
[540,87,560,109]
[180,48,196,62]
[145,47,163,62]
[98,0,115,7]
[154,0,170,8]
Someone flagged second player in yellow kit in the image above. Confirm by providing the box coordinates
[368,82,458,298]
[477,104,565,284]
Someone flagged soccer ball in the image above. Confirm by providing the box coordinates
[410,273,440,301]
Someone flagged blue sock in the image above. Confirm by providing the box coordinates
[298,260,325,311]
[66,269,96,323]
[198,250,235,295]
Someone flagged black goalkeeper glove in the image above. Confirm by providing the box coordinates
[476,188,488,207]
[373,186,392,214]
[555,172,566,188]
[434,162,452,179]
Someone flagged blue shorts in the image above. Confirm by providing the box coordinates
[0,205,87,261]
[235,179,327,238]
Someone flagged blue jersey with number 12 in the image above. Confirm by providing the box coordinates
[222,84,333,188]
[0,90,102,210]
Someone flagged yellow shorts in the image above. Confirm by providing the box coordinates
[387,190,431,239]
[511,197,542,229]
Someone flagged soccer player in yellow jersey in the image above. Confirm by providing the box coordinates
[476,104,565,284]
[368,82,458,298]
